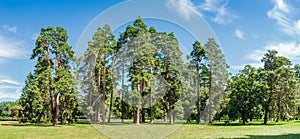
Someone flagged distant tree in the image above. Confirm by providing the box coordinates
[0,101,16,118]
[227,65,261,125]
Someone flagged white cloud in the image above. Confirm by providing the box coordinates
[231,41,300,71]
[0,85,21,89]
[230,65,245,70]
[235,29,245,39]
[0,76,22,101]
[166,0,236,24]
[2,25,17,33]
[275,0,290,13]
[246,42,300,64]
[267,0,300,38]
[166,0,200,21]
[0,34,28,63]
[230,63,264,71]
[200,0,236,24]
[0,89,22,100]
[245,49,265,61]
[0,79,20,85]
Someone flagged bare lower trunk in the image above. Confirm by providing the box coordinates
[108,57,116,123]
[101,101,106,123]
[208,69,212,123]
[264,94,272,125]
[149,91,153,124]
[108,91,113,123]
[196,66,201,124]
[53,49,61,126]
[169,107,173,124]
[264,109,270,125]
[61,112,67,124]
[141,80,146,123]
[52,94,59,126]
[134,82,140,124]
[102,54,107,123]
[96,109,100,123]
[121,52,125,123]
[121,99,124,123]
[141,107,146,123]
[242,114,246,125]
[197,92,201,124]
[149,67,153,124]
[134,107,140,124]
[276,94,281,122]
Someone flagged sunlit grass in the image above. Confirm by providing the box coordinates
[1,120,300,139]
[0,121,109,139]
[167,120,300,138]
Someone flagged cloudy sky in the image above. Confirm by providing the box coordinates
[1,0,299,101]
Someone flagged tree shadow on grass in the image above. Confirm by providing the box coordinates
[211,122,286,126]
[0,119,93,127]
[90,122,182,126]
[1,123,53,127]
[241,134,300,139]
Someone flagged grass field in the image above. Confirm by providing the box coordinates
[1,120,300,139]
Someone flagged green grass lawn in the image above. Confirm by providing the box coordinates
[1,120,300,139]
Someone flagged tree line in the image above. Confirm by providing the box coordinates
[218,50,300,125]
[16,17,300,126]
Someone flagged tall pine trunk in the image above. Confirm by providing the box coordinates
[108,56,116,123]
[121,51,125,123]
[196,66,201,124]
[208,69,212,123]
[121,53,125,123]
[276,91,282,122]
[242,114,246,125]
[264,97,272,124]
[149,67,153,124]
[52,52,61,126]
[96,53,102,123]
[141,107,146,123]
[102,54,107,123]
[134,81,141,124]
[169,106,173,124]
[264,108,270,125]
[134,108,140,124]
[141,80,146,123]
[264,84,273,125]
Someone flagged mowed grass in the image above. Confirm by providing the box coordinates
[1,120,300,139]
[166,121,300,139]
[0,121,109,139]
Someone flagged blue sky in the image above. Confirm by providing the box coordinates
[1,0,300,101]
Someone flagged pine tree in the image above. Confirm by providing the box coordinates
[189,41,207,123]
[159,32,183,124]
[19,73,45,123]
[203,38,228,123]
[27,26,77,126]
[80,24,116,123]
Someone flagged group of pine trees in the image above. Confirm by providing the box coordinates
[17,17,300,126]
[77,17,227,125]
